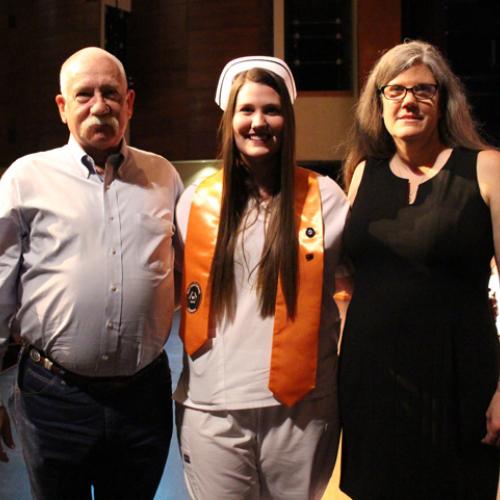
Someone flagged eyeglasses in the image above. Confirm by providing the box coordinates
[379,83,439,101]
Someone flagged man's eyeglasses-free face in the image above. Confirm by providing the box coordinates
[379,83,439,101]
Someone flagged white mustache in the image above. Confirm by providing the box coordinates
[82,115,119,134]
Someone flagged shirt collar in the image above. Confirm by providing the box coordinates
[66,135,128,178]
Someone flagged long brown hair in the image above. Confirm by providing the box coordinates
[210,67,298,320]
[343,40,491,188]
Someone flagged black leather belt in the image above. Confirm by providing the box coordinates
[25,346,166,391]
[27,346,63,374]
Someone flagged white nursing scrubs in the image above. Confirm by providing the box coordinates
[174,173,349,499]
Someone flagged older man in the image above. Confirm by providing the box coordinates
[0,47,183,500]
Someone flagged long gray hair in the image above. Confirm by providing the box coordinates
[343,40,490,187]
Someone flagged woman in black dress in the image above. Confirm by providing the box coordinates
[339,40,500,499]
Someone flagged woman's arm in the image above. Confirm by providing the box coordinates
[477,149,500,447]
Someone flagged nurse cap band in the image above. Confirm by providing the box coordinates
[214,55,297,111]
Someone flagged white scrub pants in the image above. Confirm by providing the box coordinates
[176,396,339,500]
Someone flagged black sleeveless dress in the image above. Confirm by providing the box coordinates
[339,149,499,500]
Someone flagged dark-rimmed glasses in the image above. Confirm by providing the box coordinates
[379,83,439,101]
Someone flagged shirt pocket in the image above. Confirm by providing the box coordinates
[136,213,175,275]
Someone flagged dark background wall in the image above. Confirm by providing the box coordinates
[126,0,273,161]
[0,0,497,171]
[0,0,273,168]
[0,1,101,167]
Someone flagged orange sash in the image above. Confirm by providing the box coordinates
[180,167,324,406]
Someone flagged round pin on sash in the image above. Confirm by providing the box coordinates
[186,282,202,313]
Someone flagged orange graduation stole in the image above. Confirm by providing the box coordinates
[180,166,324,406]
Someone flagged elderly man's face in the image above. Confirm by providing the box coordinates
[55,54,135,160]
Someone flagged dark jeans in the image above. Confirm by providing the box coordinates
[14,351,173,500]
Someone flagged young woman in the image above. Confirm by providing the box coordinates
[173,56,349,499]
[339,40,500,499]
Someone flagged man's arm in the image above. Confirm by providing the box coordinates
[173,229,183,310]
[0,169,23,370]
[0,166,25,461]
[172,170,185,309]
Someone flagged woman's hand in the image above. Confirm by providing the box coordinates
[482,389,500,447]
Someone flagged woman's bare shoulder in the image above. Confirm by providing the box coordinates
[347,160,367,205]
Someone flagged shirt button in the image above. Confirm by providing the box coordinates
[109,216,114,221]
[102,354,109,361]
[107,321,112,329]
[111,286,117,292]
[112,249,117,255]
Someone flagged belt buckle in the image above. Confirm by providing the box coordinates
[28,348,54,372]
[29,349,42,363]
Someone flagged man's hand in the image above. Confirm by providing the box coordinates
[0,406,14,462]
[482,390,500,447]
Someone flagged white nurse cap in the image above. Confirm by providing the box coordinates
[214,55,297,111]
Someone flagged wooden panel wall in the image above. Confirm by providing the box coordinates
[127,0,273,161]
[0,0,101,168]
[0,1,401,168]
[357,0,401,90]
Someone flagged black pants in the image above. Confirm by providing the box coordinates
[15,352,173,500]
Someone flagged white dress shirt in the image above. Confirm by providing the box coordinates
[0,136,183,381]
